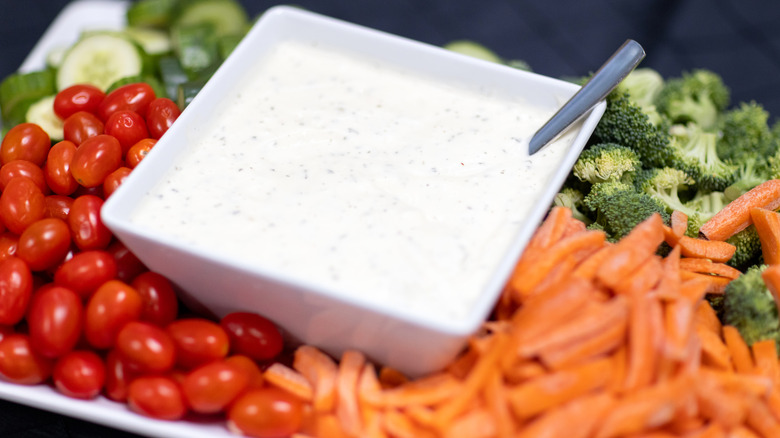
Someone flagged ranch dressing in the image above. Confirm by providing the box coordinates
[132,40,576,324]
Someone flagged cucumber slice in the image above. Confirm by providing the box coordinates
[0,70,56,125]
[46,45,68,69]
[174,0,249,38]
[125,26,172,56]
[126,0,179,28]
[25,95,63,141]
[171,23,219,78]
[57,33,146,91]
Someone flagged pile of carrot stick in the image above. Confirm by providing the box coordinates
[262,180,780,438]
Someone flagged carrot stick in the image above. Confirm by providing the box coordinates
[357,364,387,438]
[518,295,629,358]
[507,357,612,419]
[483,370,515,437]
[679,258,742,279]
[623,289,659,391]
[382,409,437,438]
[694,300,722,337]
[293,345,339,412]
[336,350,365,437]
[264,362,314,402]
[510,229,606,298]
[679,270,732,294]
[572,244,614,280]
[521,206,572,257]
[750,207,780,265]
[612,254,664,296]
[441,408,496,438]
[728,426,761,438]
[671,210,689,241]
[695,325,733,371]
[751,339,780,385]
[537,311,627,370]
[676,235,736,263]
[363,373,461,407]
[652,244,682,300]
[700,179,780,241]
[596,213,666,289]
[722,325,754,374]
[695,377,749,430]
[746,398,780,438]
[515,392,614,438]
[378,367,408,389]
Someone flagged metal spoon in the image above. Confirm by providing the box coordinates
[528,39,646,155]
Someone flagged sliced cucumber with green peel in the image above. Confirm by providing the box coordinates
[171,23,219,78]
[126,0,179,28]
[57,33,146,91]
[125,26,172,56]
[174,0,249,38]
[25,95,63,141]
[0,70,56,126]
[158,56,189,100]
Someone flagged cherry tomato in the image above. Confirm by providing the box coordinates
[127,375,187,421]
[167,318,229,369]
[228,387,304,437]
[0,256,33,325]
[0,160,48,194]
[0,232,18,262]
[104,110,149,157]
[98,83,156,121]
[104,349,137,402]
[72,184,104,199]
[27,285,83,358]
[54,84,105,120]
[0,176,46,235]
[116,321,175,374]
[44,140,79,196]
[63,111,104,146]
[68,195,112,251]
[53,350,105,399]
[125,138,156,169]
[103,166,132,198]
[225,355,265,388]
[16,218,71,271]
[44,195,74,222]
[221,312,284,362]
[54,250,118,299]
[107,240,147,283]
[0,123,50,166]
[0,325,14,344]
[182,359,249,414]
[84,280,143,349]
[0,334,53,384]
[145,98,181,139]
[70,134,122,188]
[131,272,178,326]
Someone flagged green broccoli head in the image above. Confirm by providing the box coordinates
[553,187,592,225]
[718,101,778,165]
[726,226,763,271]
[592,89,678,169]
[618,68,665,125]
[668,122,737,191]
[634,167,697,215]
[583,180,670,241]
[655,69,730,131]
[722,265,780,349]
[572,143,641,184]
[724,159,772,202]
[683,190,728,237]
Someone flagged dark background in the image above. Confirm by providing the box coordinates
[1,0,780,436]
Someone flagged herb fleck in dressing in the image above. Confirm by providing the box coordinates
[132,40,575,323]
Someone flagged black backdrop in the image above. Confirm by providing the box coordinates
[1,0,780,436]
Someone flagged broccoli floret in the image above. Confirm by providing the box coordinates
[726,226,763,271]
[683,190,728,237]
[655,69,730,131]
[591,89,678,169]
[668,123,737,191]
[635,167,696,216]
[572,143,641,184]
[618,67,665,126]
[724,159,772,202]
[722,265,780,350]
[718,101,777,163]
[553,187,591,224]
[583,180,670,241]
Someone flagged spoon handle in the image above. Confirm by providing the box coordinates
[528,39,645,155]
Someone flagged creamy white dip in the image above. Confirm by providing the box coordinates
[132,40,576,324]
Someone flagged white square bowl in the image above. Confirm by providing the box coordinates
[101,5,605,377]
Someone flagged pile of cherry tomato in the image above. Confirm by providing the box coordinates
[0,83,304,437]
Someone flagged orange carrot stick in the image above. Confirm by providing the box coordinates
[515,392,615,438]
[507,357,612,419]
[722,325,754,374]
[679,270,732,294]
[694,300,722,337]
[750,207,780,265]
[671,210,689,240]
[511,275,594,342]
[572,244,614,280]
[363,373,461,407]
[293,345,339,412]
[441,408,496,438]
[679,258,742,279]
[612,254,664,296]
[700,179,780,241]
[537,312,627,370]
[695,325,733,371]
[676,235,736,263]
[746,398,780,438]
[751,339,780,385]
[264,362,314,402]
[596,213,665,289]
[336,350,365,437]
[623,290,658,391]
[382,409,437,438]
